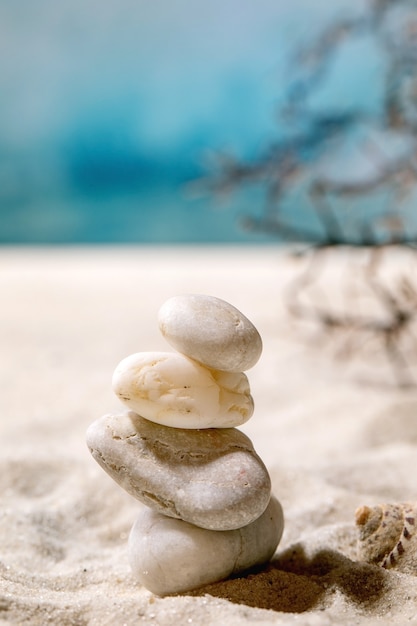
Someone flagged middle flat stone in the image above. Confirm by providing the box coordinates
[86,411,271,531]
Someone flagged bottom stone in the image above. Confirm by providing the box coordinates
[128,496,284,596]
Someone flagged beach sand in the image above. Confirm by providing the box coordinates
[2,245,417,626]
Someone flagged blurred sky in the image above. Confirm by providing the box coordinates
[0,0,387,243]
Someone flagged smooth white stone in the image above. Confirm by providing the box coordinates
[112,351,254,429]
[128,496,284,596]
[86,412,271,531]
[158,294,263,372]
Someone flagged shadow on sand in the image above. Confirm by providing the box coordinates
[184,544,389,614]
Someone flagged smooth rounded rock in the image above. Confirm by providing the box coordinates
[86,411,271,531]
[112,351,254,429]
[158,294,263,372]
[128,496,284,596]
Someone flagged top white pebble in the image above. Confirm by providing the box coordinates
[158,294,262,372]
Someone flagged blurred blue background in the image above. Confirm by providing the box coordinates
[1,0,414,244]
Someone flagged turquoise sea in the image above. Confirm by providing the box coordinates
[1,0,414,244]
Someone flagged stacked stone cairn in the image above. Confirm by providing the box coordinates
[86,294,284,596]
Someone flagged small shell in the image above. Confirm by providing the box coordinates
[355,502,417,574]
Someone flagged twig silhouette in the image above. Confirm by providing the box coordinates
[199,0,417,384]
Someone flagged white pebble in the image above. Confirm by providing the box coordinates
[112,351,254,429]
[158,294,262,372]
[128,496,284,596]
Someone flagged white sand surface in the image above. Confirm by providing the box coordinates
[2,245,417,625]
